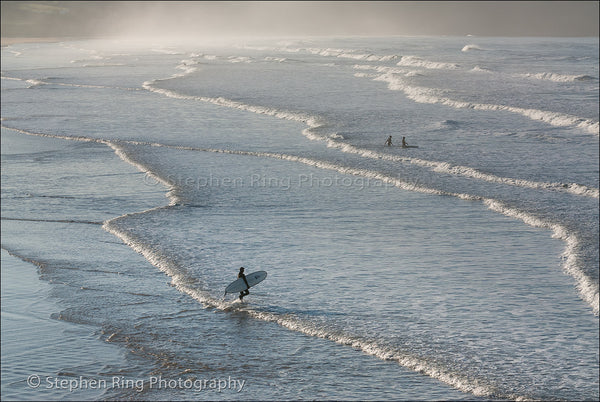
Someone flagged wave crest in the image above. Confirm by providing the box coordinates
[461,44,485,52]
[517,72,596,82]
[397,55,459,70]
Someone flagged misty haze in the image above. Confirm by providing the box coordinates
[1,1,599,41]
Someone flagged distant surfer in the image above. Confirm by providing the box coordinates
[401,136,408,148]
[238,267,250,301]
[385,135,393,147]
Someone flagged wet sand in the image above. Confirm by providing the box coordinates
[1,246,127,400]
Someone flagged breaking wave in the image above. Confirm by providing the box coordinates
[517,72,596,82]
[396,55,460,70]
[462,44,485,52]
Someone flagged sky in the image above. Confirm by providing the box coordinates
[1,1,599,39]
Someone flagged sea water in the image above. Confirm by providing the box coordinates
[1,36,598,400]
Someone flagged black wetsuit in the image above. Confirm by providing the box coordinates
[238,272,250,300]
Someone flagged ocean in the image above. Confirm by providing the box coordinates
[1,36,598,401]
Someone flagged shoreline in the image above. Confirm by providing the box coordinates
[1,37,64,47]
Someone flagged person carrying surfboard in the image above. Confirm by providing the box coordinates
[238,267,250,300]
[224,269,267,300]
[385,135,393,147]
[402,136,408,148]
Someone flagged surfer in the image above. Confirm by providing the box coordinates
[385,135,393,147]
[402,136,408,148]
[238,267,250,300]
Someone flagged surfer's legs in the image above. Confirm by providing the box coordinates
[239,289,250,300]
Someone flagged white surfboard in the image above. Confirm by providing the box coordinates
[224,271,267,295]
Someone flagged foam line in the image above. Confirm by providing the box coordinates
[461,44,485,52]
[1,126,103,143]
[1,76,24,81]
[25,79,46,88]
[1,246,47,271]
[396,55,459,70]
[1,75,143,91]
[242,44,458,66]
[516,72,596,83]
[1,217,103,225]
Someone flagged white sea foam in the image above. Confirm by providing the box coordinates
[10,123,597,312]
[25,79,46,88]
[1,76,23,81]
[353,72,378,79]
[462,44,485,52]
[1,74,143,92]
[471,65,492,73]
[1,126,101,143]
[396,55,460,70]
[353,64,415,77]
[264,56,287,63]
[70,55,104,64]
[151,48,182,55]
[175,61,198,75]
[248,44,399,63]
[227,56,253,63]
[5,49,23,57]
[2,76,46,89]
[338,52,397,62]
[80,63,126,68]
[516,72,596,82]
[364,70,599,136]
